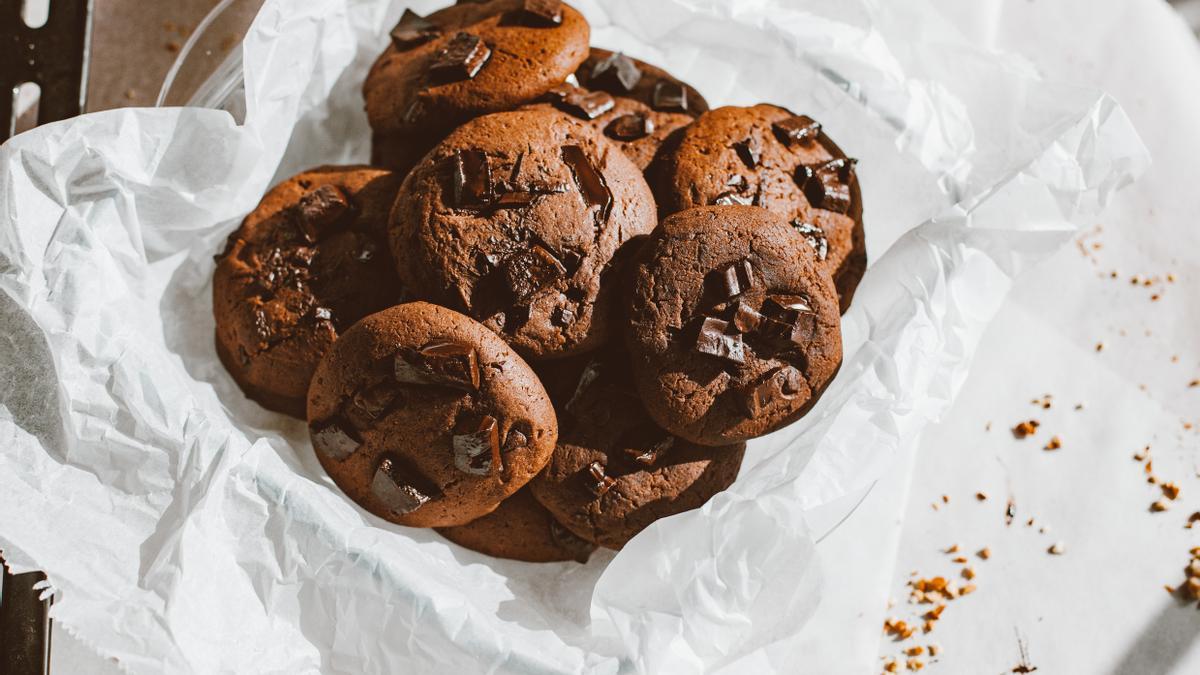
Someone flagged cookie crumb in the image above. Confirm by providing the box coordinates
[1012,420,1040,439]
[1095,342,1105,352]
[945,543,959,554]
[978,547,992,560]
[1048,542,1065,555]
[1162,482,1181,500]
[963,567,976,580]
[976,491,988,501]
[1043,436,1062,451]
[1151,500,1169,512]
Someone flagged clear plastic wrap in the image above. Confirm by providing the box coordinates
[0,0,1147,672]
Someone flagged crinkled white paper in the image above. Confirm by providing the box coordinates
[0,0,1146,672]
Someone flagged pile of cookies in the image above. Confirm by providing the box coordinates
[212,0,865,563]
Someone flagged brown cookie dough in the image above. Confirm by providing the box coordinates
[365,0,590,174]
[388,107,658,360]
[528,84,693,171]
[213,166,404,418]
[529,350,745,549]
[436,486,596,562]
[574,49,709,118]
[624,206,843,446]
[653,104,866,310]
[306,302,557,528]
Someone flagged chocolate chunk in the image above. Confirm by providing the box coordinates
[294,185,351,242]
[606,113,654,141]
[552,305,575,327]
[759,295,817,346]
[429,32,491,82]
[371,455,438,515]
[310,306,333,322]
[773,115,822,146]
[694,317,745,364]
[350,383,398,421]
[451,149,492,208]
[549,520,595,563]
[739,366,805,418]
[590,52,642,93]
[453,414,501,475]
[545,84,615,120]
[713,191,753,206]
[494,191,538,209]
[622,427,675,466]
[735,136,762,169]
[791,221,829,261]
[503,422,531,453]
[652,81,688,112]
[311,419,361,461]
[730,300,763,334]
[561,145,613,221]
[394,341,481,390]
[716,259,756,298]
[586,461,617,497]
[501,245,567,304]
[519,0,563,26]
[798,158,856,214]
[390,9,440,50]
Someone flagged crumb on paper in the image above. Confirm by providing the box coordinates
[945,544,959,554]
[1043,436,1062,451]
[1133,446,1149,461]
[1012,420,1040,439]
[1005,499,1016,526]
[1074,403,1084,411]
[906,646,925,657]
[1151,500,1169,512]
[907,658,925,671]
[963,567,976,580]
[1162,482,1181,500]
[979,547,992,560]
[929,644,941,657]
[1095,342,1104,352]
[1186,512,1200,529]
[1190,380,1200,388]
[166,41,181,53]
[1048,542,1065,555]
[976,491,988,501]
[1039,525,1050,534]
[952,556,968,564]
[942,494,950,504]
[986,421,993,431]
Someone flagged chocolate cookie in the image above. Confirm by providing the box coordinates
[574,49,709,118]
[653,104,866,311]
[388,107,658,360]
[306,302,557,528]
[436,486,596,563]
[624,206,843,446]
[213,166,404,418]
[530,84,693,170]
[529,351,745,549]
[365,0,590,175]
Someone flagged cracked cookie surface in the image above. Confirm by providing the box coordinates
[388,107,657,360]
[307,302,557,528]
[624,205,843,446]
[213,165,404,417]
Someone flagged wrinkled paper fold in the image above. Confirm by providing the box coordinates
[0,0,1146,672]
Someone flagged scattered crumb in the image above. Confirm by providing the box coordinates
[907,658,925,671]
[979,547,992,560]
[931,502,941,511]
[1162,482,1181,500]
[1043,436,1062,451]
[986,421,993,432]
[1048,542,1065,555]
[1074,403,1084,411]
[1005,499,1016,526]
[1095,342,1105,352]
[1191,380,1200,389]
[976,492,988,501]
[1012,420,1040,439]
[1025,518,1035,527]
[1151,500,1169,513]
[929,644,941,657]
[1039,525,1050,534]
[1186,513,1200,529]
[166,40,181,53]
[945,544,959,554]
[963,567,976,580]
[942,495,950,504]
[1134,446,1150,461]
[906,646,925,657]
[952,556,968,564]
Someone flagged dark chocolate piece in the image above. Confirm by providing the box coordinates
[552,305,575,327]
[730,300,763,334]
[453,414,502,475]
[311,419,362,461]
[503,423,530,453]
[561,145,613,221]
[586,461,616,497]
[623,429,674,466]
[735,136,761,169]
[390,9,440,50]
[494,191,538,209]
[798,158,856,214]
[590,52,642,93]
[716,259,755,298]
[371,455,437,515]
[606,113,654,141]
[310,306,333,322]
[519,0,563,27]
[791,221,829,261]
[394,341,481,390]
[545,84,615,120]
[713,191,753,206]
[759,295,817,346]
[773,115,822,146]
[350,383,398,421]
[430,32,491,82]
[294,185,351,242]
[694,317,745,364]
[652,81,688,112]
[451,149,493,208]
[501,245,567,304]
[549,520,595,563]
[739,366,805,418]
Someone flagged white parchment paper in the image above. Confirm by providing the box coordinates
[0,0,1147,672]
